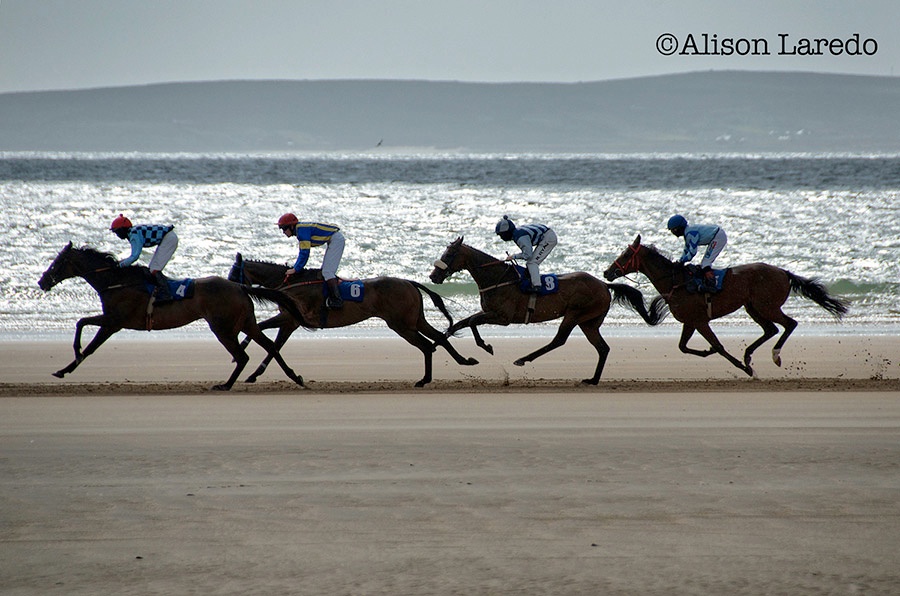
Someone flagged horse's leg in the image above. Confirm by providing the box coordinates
[741,304,781,368]
[578,317,610,385]
[767,311,798,367]
[243,325,305,388]
[447,312,507,355]
[54,322,117,378]
[245,322,299,383]
[238,312,290,351]
[677,325,717,358]
[387,323,437,387]
[417,317,479,366]
[513,316,578,368]
[209,328,251,391]
[694,322,753,376]
[69,314,105,359]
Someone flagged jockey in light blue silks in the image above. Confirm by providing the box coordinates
[667,214,727,288]
[110,214,179,301]
[495,215,558,293]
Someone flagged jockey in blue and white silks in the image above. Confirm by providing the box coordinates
[278,213,345,309]
[110,214,179,301]
[495,215,558,292]
[667,214,727,268]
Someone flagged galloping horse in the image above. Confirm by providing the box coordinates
[228,253,478,387]
[603,235,849,375]
[429,237,668,384]
[38,242,306,390]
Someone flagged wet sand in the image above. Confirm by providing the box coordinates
[1,335,899,594]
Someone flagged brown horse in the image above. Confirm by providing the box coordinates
[603,235,849,376]
[228,253,478,387]
[37,242,306,390]
[428,237,668,384]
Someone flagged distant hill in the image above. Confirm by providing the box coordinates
[2,71,899,153]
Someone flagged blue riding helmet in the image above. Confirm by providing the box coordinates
[495,215,516,238]
[667,214,688,230]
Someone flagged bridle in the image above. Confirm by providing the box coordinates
[434,245,519,294]
[613,245,640,278]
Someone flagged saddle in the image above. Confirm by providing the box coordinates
[684,265,726,294]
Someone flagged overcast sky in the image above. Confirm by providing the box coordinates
[0,0,897,93]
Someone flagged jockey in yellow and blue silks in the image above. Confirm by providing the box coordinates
[278,213,345,309]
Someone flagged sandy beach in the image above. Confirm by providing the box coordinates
[2,333,899,594]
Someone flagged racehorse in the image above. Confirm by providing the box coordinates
[603,235,849,376]
[228,253,478,387]
[428,237,668,384]
[38,242,306,390]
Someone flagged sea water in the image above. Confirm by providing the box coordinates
[1,152,898,340]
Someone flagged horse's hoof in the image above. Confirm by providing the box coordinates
[743,366,754,377]
[295,377,306,388]
[211,384,231,391]
[465,358,479,366]
[52,371,65,378]
[513,359,526,367]
[244,376,258,384]
[485,345,494,355]
[414,379,429,388]
[772,348,782,367]
[581,378,599,385]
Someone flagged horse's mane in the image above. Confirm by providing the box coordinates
[75,245,120,267]
[243,257,288,270]
[641,243,679,264]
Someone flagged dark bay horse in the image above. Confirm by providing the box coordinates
[603,235,849,376]
[38,242,306,390]
[228,253,478,387]
[428,237,668,384]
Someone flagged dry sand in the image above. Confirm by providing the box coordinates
[1,333,899,594]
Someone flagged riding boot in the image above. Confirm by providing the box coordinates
[153,271,173,302]
[325,278,344,309]
[701,266,716,292]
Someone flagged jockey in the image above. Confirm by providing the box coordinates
[277,213,345,309]
[667,214,727,287]
[495,215,558,293]
[110,214,178,301]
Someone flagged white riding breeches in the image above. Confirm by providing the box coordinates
[321,231,345,280]
[699,228,727,268]
[148,231,178,273]
[526,229,558,286]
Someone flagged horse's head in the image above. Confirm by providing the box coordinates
[430,237,466,284]
[603,235,643,282]
[38,242,75,291]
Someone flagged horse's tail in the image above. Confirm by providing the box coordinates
[786,271,849,320]
[608,283,669,326]
[409,280,455,329]
[245,285,315,330]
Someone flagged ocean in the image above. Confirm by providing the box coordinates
[2,152,898,340]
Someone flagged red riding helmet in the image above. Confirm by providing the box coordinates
[110,214,133,230]
[277,213,299,228]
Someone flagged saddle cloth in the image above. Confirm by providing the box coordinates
[512,265,560,295]
[321,279,365,302]
[144,278,195,301]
